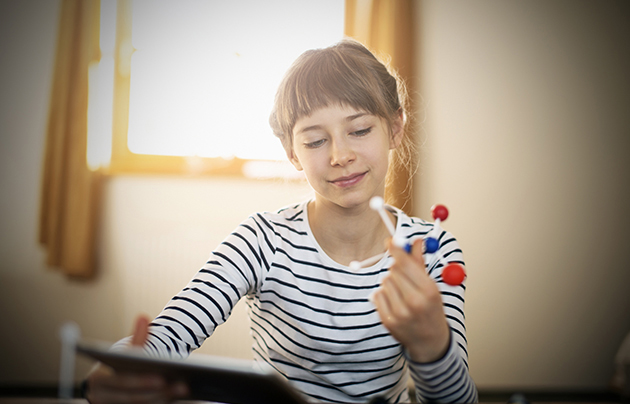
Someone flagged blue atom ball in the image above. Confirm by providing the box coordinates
[425,237,439,254]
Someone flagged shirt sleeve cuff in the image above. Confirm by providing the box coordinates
[405,329,458,376]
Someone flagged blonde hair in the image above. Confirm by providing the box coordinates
[269,39,417,201]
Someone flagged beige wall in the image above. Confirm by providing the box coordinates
[415,0,630,389]
[1,0,629,392]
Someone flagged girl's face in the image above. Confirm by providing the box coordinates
[289,104,403,210]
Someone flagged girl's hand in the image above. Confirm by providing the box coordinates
[85,315,188,404]
[371,239,451,363]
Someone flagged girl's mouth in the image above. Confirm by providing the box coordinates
[330,172,367,188]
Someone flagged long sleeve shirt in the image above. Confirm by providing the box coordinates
[125,201,477,403]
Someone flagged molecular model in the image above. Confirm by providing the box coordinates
[349,197,466,286]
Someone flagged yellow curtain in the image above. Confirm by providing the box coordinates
[39,0,102,278]
[344,0,417,215]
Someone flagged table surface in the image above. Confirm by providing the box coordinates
[0,398,625,404]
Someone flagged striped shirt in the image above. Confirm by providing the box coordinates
[134,201,477,403]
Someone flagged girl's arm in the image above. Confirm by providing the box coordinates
[86,214,276,403]
[136,214,274,358]
[372,237,478,403]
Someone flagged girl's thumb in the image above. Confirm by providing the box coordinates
[130,315,150,347]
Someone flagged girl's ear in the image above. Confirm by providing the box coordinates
[287,148,303,171]
[389,110,405,150]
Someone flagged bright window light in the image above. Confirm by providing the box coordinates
[127,0,345,161]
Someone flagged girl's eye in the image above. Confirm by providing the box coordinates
[352,127,372,137]
[305,139,326,149]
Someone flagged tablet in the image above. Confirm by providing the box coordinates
[77,342,308,404]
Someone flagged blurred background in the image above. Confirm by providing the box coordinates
[1,0,629,397]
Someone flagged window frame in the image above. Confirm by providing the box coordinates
[106,0,257,177]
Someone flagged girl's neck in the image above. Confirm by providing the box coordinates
[307,197,396,266]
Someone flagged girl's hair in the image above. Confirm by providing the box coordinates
[269,39,417,203]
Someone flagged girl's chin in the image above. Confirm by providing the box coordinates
[316,191,378,210]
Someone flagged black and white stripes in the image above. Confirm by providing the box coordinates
[135,201,477,403]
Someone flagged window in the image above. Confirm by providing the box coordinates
[88,0,345,178]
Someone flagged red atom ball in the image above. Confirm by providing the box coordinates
[431,204,449,221]
[442,263,466,286]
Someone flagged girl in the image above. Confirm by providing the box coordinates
[86,40,477,404]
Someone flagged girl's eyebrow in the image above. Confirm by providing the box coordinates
[295,113,369,135]
[295,124,323,135]
[346,112,368,121]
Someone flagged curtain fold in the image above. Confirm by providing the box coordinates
[39,0,102,278]
[344,0,417,215]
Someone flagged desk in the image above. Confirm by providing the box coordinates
[0,398,625,404]
[0,389,625,404]
[0,400,86,404]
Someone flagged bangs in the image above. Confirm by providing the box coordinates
[287,49,384,120]
[271,44,396,149]
[270,40,403,154]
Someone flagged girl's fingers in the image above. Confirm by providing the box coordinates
[93,388,169,404]
[387,238,435,291]
[380,275,411,321]
[89,367,187,404]
[87,317,190,404]
[410,238,426,266]
[382,261,431,323]
[131,315,150,347]
[171,381,189,398]
[371,288,391,323]
[92,365,162,390]
[113,373,165,391]
[386,263,421,303]
[383,238,441,318]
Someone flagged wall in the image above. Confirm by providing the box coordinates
[1,0,629,392]
[415,0,630,389]
[0,0,313,385]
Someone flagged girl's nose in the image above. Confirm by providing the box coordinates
[330,139,356,166]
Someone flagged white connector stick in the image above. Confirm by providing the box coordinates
[59,322,81,400]
[350,197,408,271]
[433,218,442,238]
[369,196,396,237]
[349,252,387,271]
